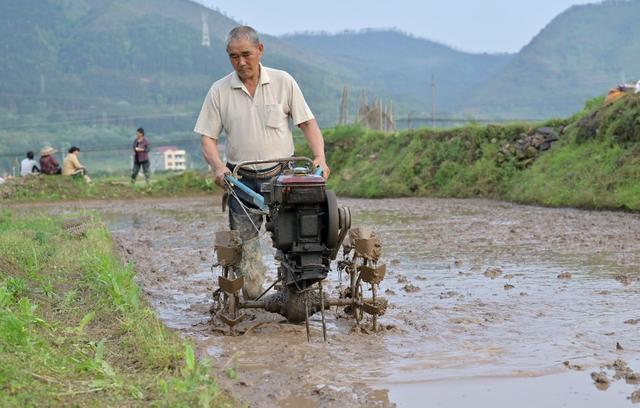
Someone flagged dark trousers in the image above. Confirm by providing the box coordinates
[70,168,87,177]
[132,160,150,182]
[228,174,267,241]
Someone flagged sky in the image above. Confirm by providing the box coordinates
[196,0,596,53]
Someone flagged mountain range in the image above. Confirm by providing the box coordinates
[464,0,640,118]
[1,0,639,138]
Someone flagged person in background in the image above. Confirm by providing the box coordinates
[20,151,40,176]
[62,146,92,183]
[39,147,61,175]
[131,127,150,184]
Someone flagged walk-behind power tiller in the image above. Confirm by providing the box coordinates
[210,157,388,340]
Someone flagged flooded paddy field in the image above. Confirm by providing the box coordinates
[12,196,640,407]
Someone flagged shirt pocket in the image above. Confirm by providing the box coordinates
[264,103,287,129]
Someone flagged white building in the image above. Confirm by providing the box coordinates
[152,146,187,171]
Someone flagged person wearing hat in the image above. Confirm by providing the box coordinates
[62,146,91,182]
[39,147,61,175]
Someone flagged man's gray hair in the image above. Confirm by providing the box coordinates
[226,26,260,47]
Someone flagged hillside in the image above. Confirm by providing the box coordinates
[3,92,638,212]
[464,0,640,119]
[5,0,640,175]
[0,0,357,172]
[294,91,640,211]
[281,30,513,117]
[0,0,346,132]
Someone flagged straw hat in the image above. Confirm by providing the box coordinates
[40,147,57,156]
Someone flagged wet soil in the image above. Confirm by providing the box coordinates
[10,196,640,407]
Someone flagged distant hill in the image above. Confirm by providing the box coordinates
[2,0,640,151]
[0,0,346,134]
[1,0,231,116]
[0,0,370,173]
[281,30,513,117]
[0,0,517,150]
[464,0,640,119]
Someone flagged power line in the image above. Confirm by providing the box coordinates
[0,106,187,119]
[0,92,112,101]
[401,116,544,124]
[0,112,196,130]
[0,137,205,159]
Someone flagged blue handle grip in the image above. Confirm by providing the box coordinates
[314,166,323,176]
[224,174,268,212]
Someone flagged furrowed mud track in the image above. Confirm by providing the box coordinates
[15,196,640,407]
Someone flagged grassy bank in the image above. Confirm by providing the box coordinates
[306,93,640,211]
[1,170,218,202]
[0,212,230,407]
[4,93,639,212]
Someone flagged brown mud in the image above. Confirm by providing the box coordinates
[9,196,640,407]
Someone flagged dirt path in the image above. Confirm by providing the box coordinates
[13,196,640,407]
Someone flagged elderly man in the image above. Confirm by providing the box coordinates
[195,25,329,300]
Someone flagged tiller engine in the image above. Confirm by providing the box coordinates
[211,157,387,340]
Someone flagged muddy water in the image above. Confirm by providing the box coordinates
[14,196,640,407]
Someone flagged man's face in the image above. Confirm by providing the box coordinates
[136,132,143,139]
[227,37,263,82]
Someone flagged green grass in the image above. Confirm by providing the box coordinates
[299,123,530,199]
[297,93,640,211]
[0,212,231,407]
[1,170,219,203]
[507,135,640,210]
[5,94,640,212]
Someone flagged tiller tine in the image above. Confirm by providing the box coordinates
[359,264,387,285]
[219,275,244,294]
[360,299,388,317]
[218,312,245,327]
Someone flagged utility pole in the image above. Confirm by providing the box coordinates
[386,100,394,132]
[339,86,349,125]
[431,74,436,128]
[201,13,210,47]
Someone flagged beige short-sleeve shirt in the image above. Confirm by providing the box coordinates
[61,154,84,176]
[194,65,314,168]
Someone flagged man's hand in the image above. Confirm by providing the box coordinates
[313,156,330,180]
[298,119,330,180]
[214,165,231,188]
[201,136,229,188]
